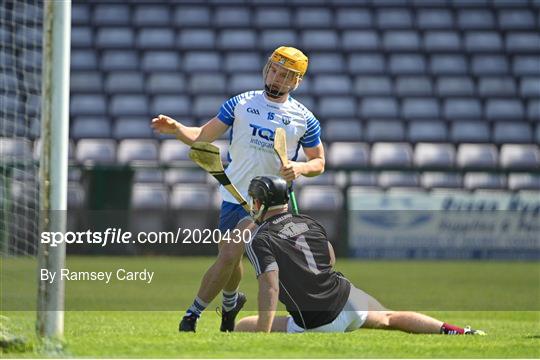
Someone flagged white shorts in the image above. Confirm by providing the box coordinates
[286,286,369,333]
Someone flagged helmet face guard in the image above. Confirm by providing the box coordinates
[263,61,302,99]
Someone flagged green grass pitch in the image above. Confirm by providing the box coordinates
[2,256,539,358]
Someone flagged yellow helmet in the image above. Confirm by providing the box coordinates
[268,46,309,78]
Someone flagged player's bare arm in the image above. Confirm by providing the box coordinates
[280,143,325,182]
[256,270,280,332]
[151,115,228,146]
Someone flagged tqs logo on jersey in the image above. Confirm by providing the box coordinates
[249,123,275,141]
[247,107,260,115]
[282,115,291,125]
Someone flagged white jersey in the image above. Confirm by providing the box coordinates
[216,90,321,204]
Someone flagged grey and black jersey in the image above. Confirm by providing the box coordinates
[245,213,351,329]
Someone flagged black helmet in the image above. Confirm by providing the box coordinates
[248,176,289,221]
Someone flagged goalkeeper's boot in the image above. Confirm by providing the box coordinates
[219,292,247,332]
[464,326,486,336]
[179,313,198,332]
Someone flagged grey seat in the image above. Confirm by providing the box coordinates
[254,7,291,28]
[450,122,490,143]
[71,50,98,70]
[133,5,170,26]
[443,98,482,121]
[457,144,498,169]
[113,118,154,139]
[327,142,369,168]
[193,96,226,119]
[421,172,462,189]
[499,144,540,170]
[388,54,426,75]
[520,77,540,98]
[136,29,174,49]
[150,96,190,117]
[147,73,186,94]
[324,120,362,142]
[464,31,503,52]
[424,31,461,52]
[506,32,540,53]
[72,3,90,25]
[301,30,339,51]
[485,99,524,121]
[408,120,447,142]
[189,74,226,94]
[417,9,454,29]
[383,31,420,52]
[402,98,440,120]
[360,97,398,119]
[110,95,148,117]
[117,139,159,164]
[430,55,468,75]
[414,143,455,169]
[313,75,352,95]
[95,28,134,49]
[218,30,257,50]
[336,8,373,29]
[71,27,92,48]
[104,72,144,94]
[498,10,536,30]
[513,56,540,76]
[528,100,540,121]
[436,77,475,97]
[75,139,116,165]
[0,138,33,160]
[170,184,215,210]
[348,54,385,74]
[20,49,41,71]
[493,122,532,144]
[165,169,208,185]
[298,186,343,210]
[214,7,251,27]
[371,142,413,168]
[478,77,516,97]
[131,184,168,209]
[457,9,495,29]
[228,74,262,94]
[471,55,509,76]
[366,120,405,142]
[342,31,380,51]
[70,71,103,92]
[464,173,506,190]
[183,52,220,72]
[353,76,392,96]
[141,51,180,72]
[395,76,433,97]
[376,8,413,29]
[177,29,215,50]
[160,139,191,164]
[318,97,356,118]
[295,7,332,28]
[93,4,129,25]
[378,172,420,188]
[70,95,107,116]
[260,30,298,51]
[308,53,345,74]
[508,174,540,190]
[71,117,111,139]
[224,53,261,73]
[173,6,211,27]
[100,50,138,71]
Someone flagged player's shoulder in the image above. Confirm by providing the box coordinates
[247,222,272,248]
[232,90,264,102]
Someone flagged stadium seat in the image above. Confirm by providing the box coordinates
[183,52,221,72]
[471,55,509,76]
[383,31,420,52]
[133,5,170,26]
[450,122,490,143]
[402,98,440,120]
[0,138,33,159]
[75,139,116,165]
[430,55,467,75]
[150,95,190,117]
[313,75,352,95]
[513,56,540,76]
[366,120,405,142]
[327,142,369,169]
[318,97,356,118]
[335,8,373,29]
[421,172,462,189]
[457,9,495,29]
[324,120,362,142]
[131,184,168,209]
[508,174,540,190]
[193,96,226,119]
[165,169,208,185]
[295,171,339,187]
[478,77,516,98]
[189,74,226,94]
[423,31,461,52]
[214,7,251,27]
[109,95,148,117]
[371,142,413,168]
[71,3,90,25]
[141,51,180,72]
[506,32,540,53]
[485,99,524,121]
[104,72,144,94]
[499,144,540,170]
[417,9,454,29]
[93,4,130,25]
[260,30,298,51]
[464,31,503,52]
[71,117,111,139]
[528,100,540,121]
[95,28,134,49]
[342,30,380,51]
[295,7,332,28]
[228,74,263,94]
[177,29,215,50]
[498,9,536,30]
[359,97,398,119]
[147,73,186,94]
[98,50,137,71]
[378,171,420,188]
[520,77,540,98]
[136,29,175,49]
[443,98,482,121]
[353,76,392,96]
[20,49,41,71]
[218,30,257,50]
[301,30,339,51]
[395,76,433,97]
[408,120,447,143]
[70,71,103,93]
[224,53,261,73]
[71,27,92,48]
[70,95,107,116]
[160,139,191,164]
[389,54,426,75]
[113,118,154,139]
[414,143,456,169]
[457,144,498,169]
[493,122,532,144]
[117,139,159,164]
[376,8,413,29]
[298,186,343,210]
[348,172,377,187]
[170,184,215,210]
[463,173,506,190]
[133,168,164,184]
[254,7,291,28]
[348,54,385,74]
[173,6,211,27]
[436,77,475,97]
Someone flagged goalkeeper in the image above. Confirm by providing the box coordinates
[151,46,325,332]
[237,176,486,336]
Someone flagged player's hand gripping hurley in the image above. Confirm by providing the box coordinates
[273,128,299,215]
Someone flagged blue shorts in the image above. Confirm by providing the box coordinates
[218,201,249,232]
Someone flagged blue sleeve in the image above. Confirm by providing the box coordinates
[300,115,322,148]
[217,92,252,126]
